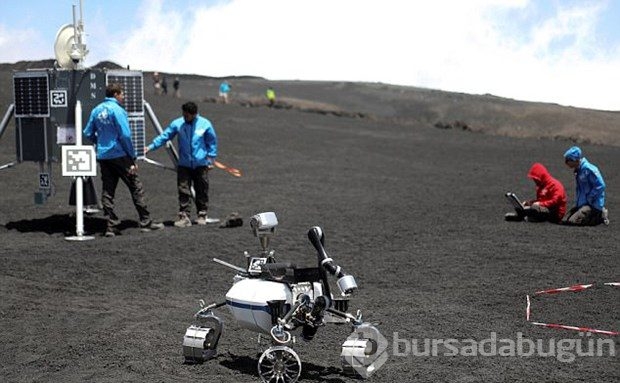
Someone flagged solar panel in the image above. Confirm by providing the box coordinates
[106,71,145,158]
[106,71,144,115]
[129,117,146,159]
[13,72,50,117]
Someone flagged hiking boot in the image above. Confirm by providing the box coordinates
[174,212,192,228]
[140,220,165,232]
[504,212,524,222]
[198,211,220,225]
[602,207,610,225]
[196,215,207,226]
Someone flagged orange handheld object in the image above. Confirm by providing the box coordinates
[214,160,242,177]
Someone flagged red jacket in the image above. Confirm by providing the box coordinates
[527,163,567,222]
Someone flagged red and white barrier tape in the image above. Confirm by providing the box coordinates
[527,281,619,335]
[526,295,531,322]
[531,322,619,336]
[534,283,594,296]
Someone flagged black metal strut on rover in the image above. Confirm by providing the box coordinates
[307,226,358,296]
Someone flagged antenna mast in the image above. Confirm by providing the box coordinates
[70,0,88,68]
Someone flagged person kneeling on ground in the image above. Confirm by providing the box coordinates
[562,146,609,226]
[505,162,567,223]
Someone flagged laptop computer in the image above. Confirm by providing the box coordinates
[505,192,525,212]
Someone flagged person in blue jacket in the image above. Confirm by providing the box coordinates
[84,83,164,237]
[219,81,231,104]
[562,146,609,226]
[145,102,218,227]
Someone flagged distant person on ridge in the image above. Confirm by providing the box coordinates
[562,146,608,225]
[84,83,164,237]
[173,77,181,98]
[219,81,231,104]
[145,102,218,227]
[161,76,168,95]
[505,163,567,223]
[153,72,162,95]
[265,87,276,107]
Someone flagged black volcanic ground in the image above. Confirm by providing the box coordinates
[0,61,618,382]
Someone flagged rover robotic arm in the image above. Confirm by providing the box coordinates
[308,226,358,296]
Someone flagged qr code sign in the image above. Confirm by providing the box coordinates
[62,145,97,177]
[39,173,50,189]
[50,90,68,107]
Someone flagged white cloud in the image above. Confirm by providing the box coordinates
[151,0,535,82]
[0,25,45,63]
[490,2,620,110]
[104,0,187,70]
[529,3,602,57]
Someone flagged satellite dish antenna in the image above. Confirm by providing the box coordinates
[54,24,78,69]
[53,1,88,69]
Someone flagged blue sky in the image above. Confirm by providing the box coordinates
[1,0,619,111]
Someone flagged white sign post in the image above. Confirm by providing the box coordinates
[64,101,95,241]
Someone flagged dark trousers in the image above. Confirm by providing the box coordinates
[177,166,210,216]
[509,204,559,223]
[563,205,602,226]
[99,157,151,229]
[524,205,557,223]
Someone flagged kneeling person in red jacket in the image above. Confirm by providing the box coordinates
[506,163,567,223]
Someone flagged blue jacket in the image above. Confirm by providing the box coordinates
[83,97,136,160]
[219,82,230,93]
[148,114,217,169]
[574,157,605,210]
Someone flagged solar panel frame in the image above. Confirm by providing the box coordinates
[13,71,50,118]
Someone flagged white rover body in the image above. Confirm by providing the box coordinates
[182,212,385,383]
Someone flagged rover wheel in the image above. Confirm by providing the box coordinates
[257,345,301,383]
[340,323,388,379]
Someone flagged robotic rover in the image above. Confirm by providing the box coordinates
[182,212,385,382]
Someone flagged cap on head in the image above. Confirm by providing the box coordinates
[564,146,582,161]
